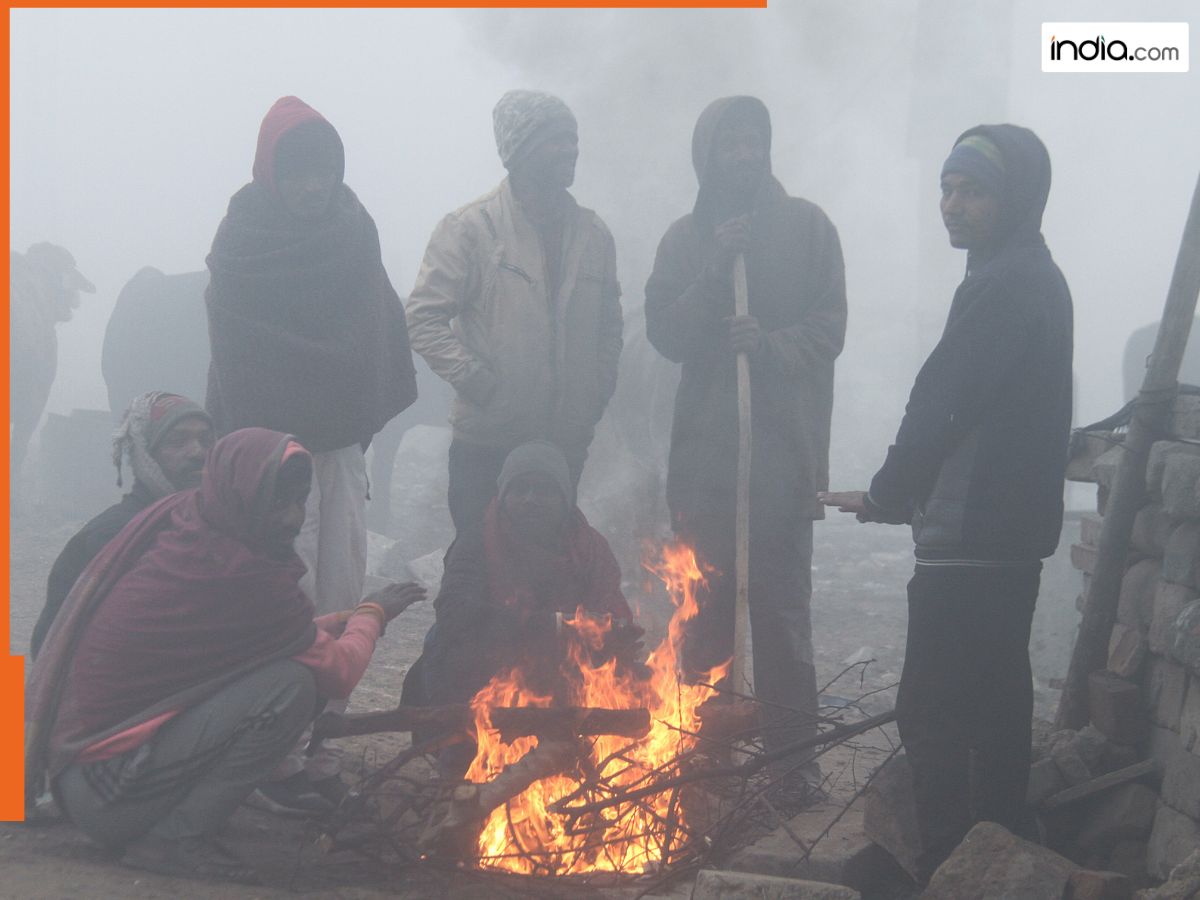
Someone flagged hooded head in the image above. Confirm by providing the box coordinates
[691,96,773,221]
[112,391,214,497]
[492,89,578,187]
[940,124,1051,256]
[25,242,96,322]
[252,96,345,221]
[196,427,312,555]
[496,440,573,544]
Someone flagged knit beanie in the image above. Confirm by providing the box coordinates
[497,440,574,508]
[112,392,212,498]
[941,133,1006,195]
[492,90,577,171]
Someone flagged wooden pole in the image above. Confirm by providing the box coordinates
[1057,173,1200,728]
[732,253,753,693]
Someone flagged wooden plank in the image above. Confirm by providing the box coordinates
[1039,759,1156,811]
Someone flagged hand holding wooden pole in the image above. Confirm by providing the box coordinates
[732,253,752,693]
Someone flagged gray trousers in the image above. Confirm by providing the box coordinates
[56,659,317,849]
[678,516,819,756]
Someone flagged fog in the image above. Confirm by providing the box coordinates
[10,2,1200,493]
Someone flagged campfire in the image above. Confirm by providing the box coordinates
[464,541,728,875]
[313,541,897,890]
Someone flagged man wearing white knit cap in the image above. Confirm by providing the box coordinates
[408,89,623,537]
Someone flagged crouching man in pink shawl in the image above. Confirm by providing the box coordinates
[25,427,424,883]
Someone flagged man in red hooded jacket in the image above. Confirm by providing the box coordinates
[205,97,418,808]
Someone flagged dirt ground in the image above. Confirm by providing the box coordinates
[4,490,1085,898]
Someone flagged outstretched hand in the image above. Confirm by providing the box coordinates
[364,581,428,621]
[817,491,868,515]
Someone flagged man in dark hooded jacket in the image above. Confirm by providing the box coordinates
[205,96,417,807]
[822,124,1073,880]
[645,97,846,770]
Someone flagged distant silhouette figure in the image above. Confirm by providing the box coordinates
[102,268,211,418]
[101,267,451,537]
[10,242,95,487]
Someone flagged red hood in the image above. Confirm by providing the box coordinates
[252,95,344,195]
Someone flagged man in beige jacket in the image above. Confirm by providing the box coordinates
[407,90,623,535]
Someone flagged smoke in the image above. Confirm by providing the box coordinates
[458,2,1200,490]
[9,2,1200,489]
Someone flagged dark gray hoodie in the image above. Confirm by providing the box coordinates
[868,124,1074,562]
[646,96,847,529]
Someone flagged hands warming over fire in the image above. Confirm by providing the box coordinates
[363,581,428,620]
[819,491,911,525]
[818,490,868,516]
[818,490,880,525]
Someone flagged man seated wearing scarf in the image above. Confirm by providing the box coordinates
[25,428,425,883]
[403,441,644,776]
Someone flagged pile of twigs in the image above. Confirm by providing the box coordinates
[314,663,897,894]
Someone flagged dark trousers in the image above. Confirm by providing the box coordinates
[447,438,585,536]
[678,516,819,757]
[56,660,317,849]
[896,563,1040,881]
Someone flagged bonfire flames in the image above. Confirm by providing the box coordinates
[465,542,729,875]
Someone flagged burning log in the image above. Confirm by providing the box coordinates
[695,699,761,740]
[313,705,651,743]
[420,739,579,858]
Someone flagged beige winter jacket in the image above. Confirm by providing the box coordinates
[406,179,622,454]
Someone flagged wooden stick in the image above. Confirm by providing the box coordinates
[733,252,753,693]
[1039,759,1156,811]
[552,709,896,817]
[1057,173,1200,728]
[490,706,650,743]
[312,704,651,742]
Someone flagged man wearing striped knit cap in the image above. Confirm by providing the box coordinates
[407,89,623,538]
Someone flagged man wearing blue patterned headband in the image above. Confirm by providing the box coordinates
[407,90,623,538]
[821,125,1073,881]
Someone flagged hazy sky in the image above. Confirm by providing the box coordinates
[10,3,1200,486]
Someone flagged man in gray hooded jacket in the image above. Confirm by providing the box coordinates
[646,96,847,773]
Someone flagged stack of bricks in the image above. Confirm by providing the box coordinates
[1068,393,1200,882]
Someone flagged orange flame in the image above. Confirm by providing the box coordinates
[464,541,729,875]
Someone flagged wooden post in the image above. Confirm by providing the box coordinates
[1057,173,1200,728]
[732,253,753,692]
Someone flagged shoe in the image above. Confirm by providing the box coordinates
[308,774,350,807]
[245,771,335,817]
[121,833,259,884]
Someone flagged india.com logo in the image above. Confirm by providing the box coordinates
[1050,34,1179,63]
[1042,23,1189,73]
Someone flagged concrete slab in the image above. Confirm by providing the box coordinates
[693,869,861,900]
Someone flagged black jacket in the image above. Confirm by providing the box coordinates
[31,482,155,658]
[867,124,1073,562]
[645,96,847,529]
